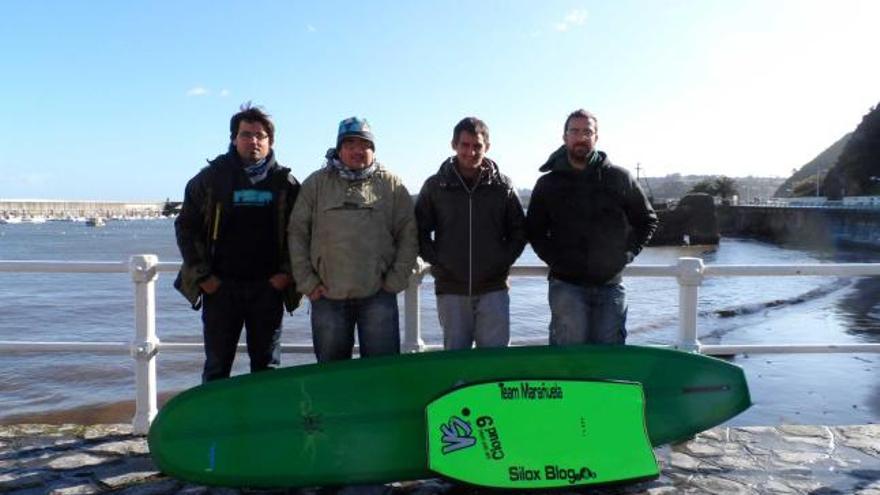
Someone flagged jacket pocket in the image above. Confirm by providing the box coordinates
[174,266,204,310]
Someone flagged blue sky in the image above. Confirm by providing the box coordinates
[1,0,878,201]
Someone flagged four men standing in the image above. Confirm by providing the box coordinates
[415,117,526,350]
[175,106,658,379]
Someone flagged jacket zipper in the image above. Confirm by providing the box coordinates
[468,192,473,296]
[453,162,483,297]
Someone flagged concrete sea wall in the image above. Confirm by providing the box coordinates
[719,205,880,250]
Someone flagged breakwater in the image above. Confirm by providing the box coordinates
[0,200,164,220]
[718,205,880,249]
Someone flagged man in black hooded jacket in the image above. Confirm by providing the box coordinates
[416,117,526,349]
[174,104,300,382]
[526,109,657,345]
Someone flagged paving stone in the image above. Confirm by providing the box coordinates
[91,455,158,481]
[728,426,777,445]
[695,427,728,442]
[777,424,828,437]
[711,454,761,470]
[761,479,801,494]
[174,487,211,495]
[668,451,701,471]
[774,450,831,464]
[87,439,150,456]
[675,441,725,457]
[687,475,750,493]
[47,480,102,494]
[83,425,133,440]
[98,471,159,490]
[7,486,62,495]
[47,452,112,470]
[112,478,181,494]
[642,487,678,494]
[0,470,58,490]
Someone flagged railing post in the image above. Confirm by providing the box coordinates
[402,261,426,353]
[676,257,704,353]
[130,254,159,435]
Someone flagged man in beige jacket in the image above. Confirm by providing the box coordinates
[288,117,418,362]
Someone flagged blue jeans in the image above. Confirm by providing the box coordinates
[310,290,400,362]
[548,278,627,345]
[437,290,510,350]
[201,279,283,383]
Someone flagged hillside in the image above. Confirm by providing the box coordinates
[823,103,880,198]
[774,133,852,197]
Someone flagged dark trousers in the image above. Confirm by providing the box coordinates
[201,279,284,382]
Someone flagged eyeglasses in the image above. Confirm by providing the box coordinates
[238,131,270,141]
[566,128,596,138]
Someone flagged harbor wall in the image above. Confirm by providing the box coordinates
[718,205,880,249]
[0,200,164,218]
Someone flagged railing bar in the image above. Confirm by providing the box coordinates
[7,261,880,277]
[0,261,130,273]
[705,265,880,277]
[0,342,131,352]
[156,343,317,353]
[701,343,880,354]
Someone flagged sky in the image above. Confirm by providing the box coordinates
[1,0,879,201]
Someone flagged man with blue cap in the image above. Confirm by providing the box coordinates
[288,117,418,362]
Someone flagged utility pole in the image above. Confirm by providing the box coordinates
[635,162,655,203]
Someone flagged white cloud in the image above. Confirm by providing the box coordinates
[554,9,588,32]
[307,24,317,33]
[219,89,230,97]
[186,86,209,97]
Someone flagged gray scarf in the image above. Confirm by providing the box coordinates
[325,148,378,181]
[243,158,269,184]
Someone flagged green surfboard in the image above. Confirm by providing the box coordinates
[148,345,750,488]
[426,380,659,489]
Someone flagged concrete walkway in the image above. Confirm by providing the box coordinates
[0,424,878,494]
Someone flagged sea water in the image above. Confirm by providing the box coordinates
[0,219,878,425]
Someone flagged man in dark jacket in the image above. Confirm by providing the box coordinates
[526,109,658,345]
[415,117,526,350]
[174,104,301,382]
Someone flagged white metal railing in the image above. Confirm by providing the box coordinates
[2,255,880,435]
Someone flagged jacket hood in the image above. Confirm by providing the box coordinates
[436,157,503,187]
[538,146,607,173]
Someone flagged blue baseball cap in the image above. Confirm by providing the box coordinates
[337,116,375,150]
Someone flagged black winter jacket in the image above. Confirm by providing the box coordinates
[174,149,302,311]
[525,147,658,286]
[415,158,527,295]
